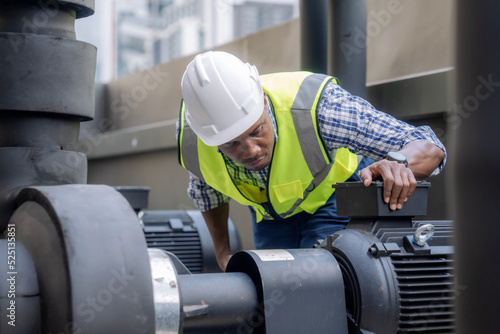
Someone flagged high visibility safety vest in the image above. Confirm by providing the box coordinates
[178,71,359,222]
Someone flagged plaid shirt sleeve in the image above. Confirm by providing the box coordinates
[318,82,447,176]
[187,172,231,211]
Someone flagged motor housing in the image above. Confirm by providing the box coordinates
[319,181,456,334]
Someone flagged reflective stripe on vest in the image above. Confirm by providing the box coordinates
[178,71,358,221]
[178,102,205,182]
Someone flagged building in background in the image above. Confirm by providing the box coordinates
[75,1,115,82]
[115,0,235,78]
[233,0,297,39]
[76,0,299,81]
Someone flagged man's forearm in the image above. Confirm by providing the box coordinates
[399,141,445,179]
[201,202,232,270]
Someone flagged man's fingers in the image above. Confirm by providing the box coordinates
[375,163,394,204]
[405,169,418,200]
[396,168,411,209]
[359,167,373,187]
[359,167,374,186]
[378,161,413,211]
[390,165,417,210]
[386,166,403,211]
[360,161,417,211]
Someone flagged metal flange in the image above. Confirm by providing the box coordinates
[148,248,181,333]
[9,184,155,333]
[0,33,96,119]
[0,3,77,38]
[0,147,87,232]
[0,0,95,19]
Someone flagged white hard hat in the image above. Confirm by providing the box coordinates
[181,51,264,146]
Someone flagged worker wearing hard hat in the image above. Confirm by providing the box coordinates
[177,51,446,271]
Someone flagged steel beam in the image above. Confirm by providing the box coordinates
[328,0,367,98]
[300,0,329,73]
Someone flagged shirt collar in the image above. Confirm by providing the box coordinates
[266,94,279,143]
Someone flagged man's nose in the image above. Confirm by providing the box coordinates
[240,138,260,159]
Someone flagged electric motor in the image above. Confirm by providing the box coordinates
[319,181,456,334]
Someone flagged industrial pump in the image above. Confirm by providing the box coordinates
[0,1,455,333]
[0,181,455,333]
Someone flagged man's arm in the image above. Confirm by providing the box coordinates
[183,171,233,270]
[316,82,446,211]
[201,202,233,271]
[359,141,445,211]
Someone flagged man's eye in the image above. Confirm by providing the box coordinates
[251,125,263,136]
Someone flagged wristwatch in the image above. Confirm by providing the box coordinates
[384,151,408,168]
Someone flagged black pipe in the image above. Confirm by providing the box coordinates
[178,272,259,333]
[300,0,329,73]
[454,1,500,333]
[328,0,367,98]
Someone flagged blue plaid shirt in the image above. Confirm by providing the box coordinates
[183,81,447,211]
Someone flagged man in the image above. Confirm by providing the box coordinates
[177,51,446,271]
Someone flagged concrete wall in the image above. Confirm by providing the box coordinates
[81,0,455,250]
[366,0,454,84]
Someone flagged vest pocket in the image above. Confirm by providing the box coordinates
[236,182,267,203]
[271,180,304,203]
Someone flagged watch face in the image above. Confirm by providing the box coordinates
[386,152,408,167]
[387,152,406,162]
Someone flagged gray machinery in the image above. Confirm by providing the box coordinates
[115,186,241,273]
[0,181,456,333]
[141,209,240,273]
[0,1,456,333]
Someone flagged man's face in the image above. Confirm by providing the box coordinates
[218,100,275,171]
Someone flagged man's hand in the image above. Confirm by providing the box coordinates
[359,160,417,210]
[201,203,233,271]
[359,141,445,210]
[218,253,232,272]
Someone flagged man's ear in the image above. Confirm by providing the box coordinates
[263,91,267,106]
